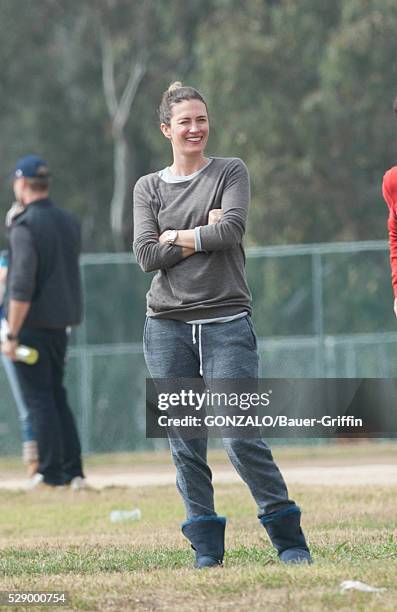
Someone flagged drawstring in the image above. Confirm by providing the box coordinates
[192,324,204,376]
[198,324,203,377]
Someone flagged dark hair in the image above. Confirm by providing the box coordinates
[159,81,208,125]
[26,177,50,192]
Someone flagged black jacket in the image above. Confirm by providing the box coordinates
[6,198,83,328]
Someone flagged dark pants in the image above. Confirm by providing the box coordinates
[144,316,294,519]
[15,327,84,485]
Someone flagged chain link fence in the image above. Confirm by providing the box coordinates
[1,240,395,455]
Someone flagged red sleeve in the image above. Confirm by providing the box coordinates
[382,167,397,297]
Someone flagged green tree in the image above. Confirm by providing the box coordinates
[1,0,396,253]
[304,0,397,241]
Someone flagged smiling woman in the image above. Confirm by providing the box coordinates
[132,81,312,569]
[159,82,209,168]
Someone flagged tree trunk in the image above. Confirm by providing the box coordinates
[110,131,130,248]
[99,22,146,249]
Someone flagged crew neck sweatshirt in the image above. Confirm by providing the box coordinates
[133,157,252,321]
[158,158,213,183]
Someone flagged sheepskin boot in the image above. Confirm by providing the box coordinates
[260,505,312,564]
[182,515,226,568]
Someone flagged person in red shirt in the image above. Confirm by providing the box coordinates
[382,166,397,317]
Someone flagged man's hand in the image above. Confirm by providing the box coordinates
[394,297,397,318]
[208,209,222,225]
[1,338,18,361]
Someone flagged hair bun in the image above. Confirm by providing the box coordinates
[168,81,183,93]
[159,82,206,124]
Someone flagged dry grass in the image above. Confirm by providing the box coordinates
[1,443,396,610]
[0,476,396,611]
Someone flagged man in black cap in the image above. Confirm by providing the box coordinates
[1,155,86,489]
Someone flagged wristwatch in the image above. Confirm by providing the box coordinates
[6,332,18,342]
[164,229,178,245]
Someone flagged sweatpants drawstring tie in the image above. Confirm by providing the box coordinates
[192,324,204,376]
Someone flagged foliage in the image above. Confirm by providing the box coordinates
[0,0,396,251]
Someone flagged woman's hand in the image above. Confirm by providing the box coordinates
[159,231,170,244]
[159,230,178,245]
[158,230,195,259]
[208,209,222,225]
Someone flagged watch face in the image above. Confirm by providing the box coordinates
[167,230,177,243]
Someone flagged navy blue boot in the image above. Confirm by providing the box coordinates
[260,505,312,564]
[182,516,226,568]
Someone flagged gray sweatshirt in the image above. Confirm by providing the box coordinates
[133,157,252,321]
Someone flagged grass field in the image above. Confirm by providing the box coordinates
[0,444,396,611]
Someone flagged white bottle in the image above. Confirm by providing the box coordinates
[15,345,39,365]
[110,509,142,523]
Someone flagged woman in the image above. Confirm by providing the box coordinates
[133,82,312,567]
[1,243,38,478]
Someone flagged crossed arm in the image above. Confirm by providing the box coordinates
[132,193,222,273]
[158,209,223,250]
[133,161,249,273]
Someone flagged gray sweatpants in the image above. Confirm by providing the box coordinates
[143,316,295,519]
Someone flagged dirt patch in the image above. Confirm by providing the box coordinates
[1,461,396,491]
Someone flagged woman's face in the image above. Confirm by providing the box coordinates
[161,99,209,157]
